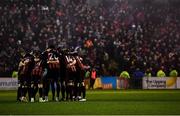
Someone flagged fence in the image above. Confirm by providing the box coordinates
[1,77,180,90]
[143,77,180,89]
[0,78,18,90]
[90,76,180,90]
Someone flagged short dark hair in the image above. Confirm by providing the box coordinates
[48,45,55,49]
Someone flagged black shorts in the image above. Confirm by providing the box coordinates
[46,69,60,81]
[31,75,42,84]
[19,74,31,87]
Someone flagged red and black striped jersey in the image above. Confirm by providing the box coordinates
[32,57,43,76]
[18,54,34,75]
[65,55,77,72]
[42,48,60,70]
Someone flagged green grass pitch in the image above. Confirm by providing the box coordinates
[0,90,180,115]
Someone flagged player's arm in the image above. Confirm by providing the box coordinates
[76,56,90,70]
[67,59,76,68]
[18,60,24,74]
[40,51,48,69]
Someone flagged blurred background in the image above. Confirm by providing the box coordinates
[0,0,180,78]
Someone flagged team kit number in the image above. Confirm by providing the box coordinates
[47,53,60,69]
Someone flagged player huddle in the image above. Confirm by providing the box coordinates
[17,45,89,102]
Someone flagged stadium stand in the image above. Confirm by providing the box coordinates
[0,0,180,77]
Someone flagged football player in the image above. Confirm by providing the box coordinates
[74,53,90,101]
[31,51,45,102]
[41,45,60,102]
[64,50,77,101]
[17,53,34,102]
[57,48,67,101]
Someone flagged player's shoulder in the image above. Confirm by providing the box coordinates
[41,50,48,55]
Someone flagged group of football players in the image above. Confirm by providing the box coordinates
[17,45,90,102]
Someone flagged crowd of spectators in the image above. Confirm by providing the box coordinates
[0,0,180,77]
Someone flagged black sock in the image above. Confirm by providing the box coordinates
[69,85,74,101]
[66,86,69,100]
[23,87,28,97]
[56,83,60,98]
[39,88,43,97]
[28,87,32,101]
[51,82,55,100]
[82,86,86,99]
[74,85,78,98]
[44,82,50,97]
[34,86,38,99]
[17,86,22,101]
[61,85,65,99]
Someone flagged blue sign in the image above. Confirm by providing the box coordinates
[101,76,117,89]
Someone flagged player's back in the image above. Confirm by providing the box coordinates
[42,49,60,70]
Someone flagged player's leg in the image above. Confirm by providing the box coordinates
[33,83,38,101]
[76,82,82,100]
[82,82,86,99]
[65,81,70,101]
[17,84,22,101]
[21,78,28,102]
[44,78,50,102]
[79,81,86,102]
[56,83,60,101]
[66,80,74,101]
[50,79,55,101]
[55,72,60,101]
[41,77,46,102]
[89,78,93,89]
[60,69,66,101]
[42,68,47,101]
[65,72,70,101]
[56,80,60,101]
[28,78,33,102]
[66,71,75,101]
[76,73,82,100]
[60,80,66,101]
[73,80,78,100]
[60,67,66,101]
[72,72,79,101]
[44,70,54,101]
[17,76,22,101]
[38,83,44,102]
[75,80,82,101]
[30,77,36,102]
[69,80,74,101]
[48,70,56,101]
[79,70,86,102]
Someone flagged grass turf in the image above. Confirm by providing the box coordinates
[0,90,180,115]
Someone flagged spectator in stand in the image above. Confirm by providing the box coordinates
[132,68,144,89]
[169,69,178,77]
[157,69,166,78]
[145,68,152,77]
[12,70,18,78]
[119,71,130,89]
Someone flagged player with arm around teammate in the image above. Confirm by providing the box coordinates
[17,53,34,102]
[74,51,90,101]
[31,51,45,102]
[64,50,78,101]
